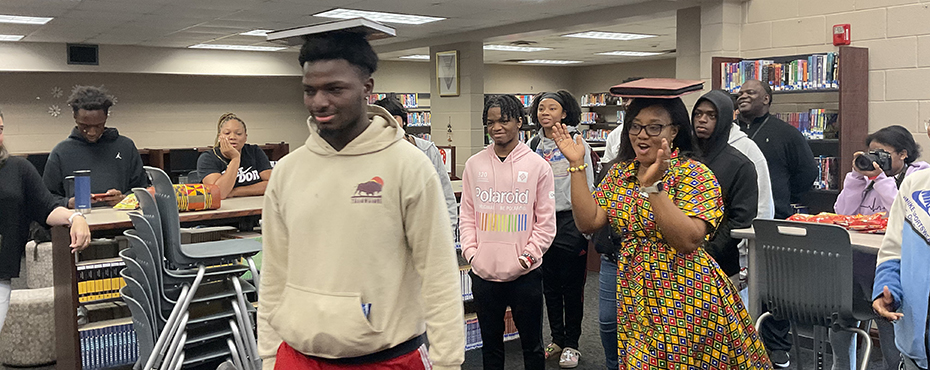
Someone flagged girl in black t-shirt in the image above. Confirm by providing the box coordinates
[196,113,273,199]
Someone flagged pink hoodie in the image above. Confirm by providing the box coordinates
[459,142,556,282]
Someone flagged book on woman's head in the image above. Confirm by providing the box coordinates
[609,78,704,99]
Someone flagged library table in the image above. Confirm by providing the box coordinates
[51,196,264,370]
[732,227,882,319]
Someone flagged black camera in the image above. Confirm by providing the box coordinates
[854,149,893,172]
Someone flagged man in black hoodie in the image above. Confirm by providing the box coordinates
[44,86,147,207]
[691,90,759,287]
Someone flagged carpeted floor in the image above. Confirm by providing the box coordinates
[461,270,889,370]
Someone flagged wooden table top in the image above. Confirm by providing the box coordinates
[83,196,264,231]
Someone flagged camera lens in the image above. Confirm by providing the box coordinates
[854,154,876,172]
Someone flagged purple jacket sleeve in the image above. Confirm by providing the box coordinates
[834,171,869,215]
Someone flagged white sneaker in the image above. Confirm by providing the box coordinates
[559,347,580,369]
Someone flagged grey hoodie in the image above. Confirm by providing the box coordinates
[530,127,594,212]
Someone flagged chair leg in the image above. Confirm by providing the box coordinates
[847,324,873,370]
[165,331,187,370]
[145,266,205,370]
[754,311,773,332]
[246,257,259,296]
[232,277,260,366]
[227,338,245,370]
[161,312,190,370]
[229,319,252,370]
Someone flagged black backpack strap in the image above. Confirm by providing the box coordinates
[529,135,541,152]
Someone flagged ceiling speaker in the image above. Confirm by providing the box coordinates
[67,44,98,65]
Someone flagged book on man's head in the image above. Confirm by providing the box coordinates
[266,18,396,46]
[609,78,704,98]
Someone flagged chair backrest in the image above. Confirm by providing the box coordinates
[752,219,862,326]
[132,188,163,253]
[119,249,156,316]
[120,286,155,366]
[120,268,155,326]
[123,230,165,319]
[144,166,196,269]
[128,212,165,283]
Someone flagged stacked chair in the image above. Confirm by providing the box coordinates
[119,166,263,370]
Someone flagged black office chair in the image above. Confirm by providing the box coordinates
[752,219,875,370]
[168,149,200,184]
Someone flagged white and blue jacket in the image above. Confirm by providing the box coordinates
[873,170,930,368]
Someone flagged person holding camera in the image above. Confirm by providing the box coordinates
[835,125,929,216]
[832,125,927,370]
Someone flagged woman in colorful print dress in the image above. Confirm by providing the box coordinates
[550,96,771,369]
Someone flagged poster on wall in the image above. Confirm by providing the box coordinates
[436,50,459,97]
[436,146,456,179]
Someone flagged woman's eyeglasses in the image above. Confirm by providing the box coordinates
[628,123,669,137]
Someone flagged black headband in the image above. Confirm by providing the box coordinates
[539,92,566,108]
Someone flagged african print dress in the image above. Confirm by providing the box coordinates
[593,150,772,370]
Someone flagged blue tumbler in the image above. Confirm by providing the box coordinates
[74,170,92,213]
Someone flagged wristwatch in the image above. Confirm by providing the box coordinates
[641,181,664,196]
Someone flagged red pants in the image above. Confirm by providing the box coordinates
[275,342,432,370]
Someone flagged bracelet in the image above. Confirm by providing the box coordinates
[521,252,537,266]
[68,212,85,226]
[567,163,588,173]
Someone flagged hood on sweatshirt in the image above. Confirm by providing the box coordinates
[305,105,404,156]
[692,90,735,160]
[68,126,120,144]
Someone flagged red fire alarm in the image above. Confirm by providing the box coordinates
[833,24,851,46]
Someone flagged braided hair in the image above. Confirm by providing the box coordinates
[213,112,247,163]
[483,94,525,126]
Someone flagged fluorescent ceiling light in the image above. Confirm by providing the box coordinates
[0,35,24,41]
[0,15,53,25]
[598,51,665,56]
[240,29,273,37]
[400,54,430,60]
[563,31,657,41]
[484,44,551,52]
[189,44,286,52]
[518,60,583,65]
[313,8,445,25]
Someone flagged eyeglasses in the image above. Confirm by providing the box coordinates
[628,123,670,136]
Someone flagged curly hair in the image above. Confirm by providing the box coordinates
[68,86,114,114]
[483,95,525,127]
[530,90,582,126]
[298,31,378,78]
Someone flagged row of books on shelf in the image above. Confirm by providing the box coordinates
[513,94,535,108]
[460,266,473,301]
[721,53,838,93]
[367,93,420,108]
[774,109,838,140]
[78,260,127,303]
[407,112,431,127]
[579,111,624,125]
[582,129,612,142]
[814,156,840,190]
[80,322,137,370]
[414,133,431,141]
[580,93,622,107]
[465,311,519,351]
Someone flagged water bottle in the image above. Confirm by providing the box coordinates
[74,170,92,214]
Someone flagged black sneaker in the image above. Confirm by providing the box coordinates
[769,350,790,368]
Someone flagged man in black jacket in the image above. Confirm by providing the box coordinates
[43,86,147,207]
[737,79,818,368]
[691,90,759,288]
[737,80,818,219]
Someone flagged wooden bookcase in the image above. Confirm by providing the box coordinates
[711,46,869,213]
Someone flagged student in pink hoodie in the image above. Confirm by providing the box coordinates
[459,94,556,370]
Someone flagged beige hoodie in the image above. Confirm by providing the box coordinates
[258,106,464,369]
